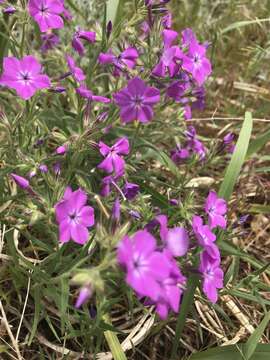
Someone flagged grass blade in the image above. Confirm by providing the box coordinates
[170,274,199,359]
[246,127,270,158]
[219,111,253,201]
[243,311,270,360]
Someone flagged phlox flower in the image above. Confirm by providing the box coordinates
[0,56,51,100]
[199,251,223,303]
[41,32,59,52]
[117,230,172,301]
[123,182,140,200]
[55,187,95,245]
[181,40,212,86]
[114,77,160,123]
[98,47,139,76]
[28,0,64,33]
[75,285,92,308]
[185,126,206,160]
[155,250,186,319]
[170,144,189,164]
[98,137,129,176]
[72,28,96,55]
[66,55,86,82]
[156,214,189,257]
[152,29,182,77]
[76,85,110,103]
[205,191,227,229]
[192,215,219,260]
[11,173,30,190]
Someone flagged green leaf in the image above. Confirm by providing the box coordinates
[170,274,200,359]
[103,314,127,360]
[190,344,270,360]
[221,18,270,34]
[246,127,270,158]
[219,111,253,201]
[249,204,270,213]
[106,0,123,26]
[243,311,270,359]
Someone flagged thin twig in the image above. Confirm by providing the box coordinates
[0,301,23,360]
[16,271,32,341]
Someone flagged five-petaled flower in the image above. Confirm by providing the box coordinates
[28,0,64,33]
[205,191,227,229]
[55,187,95,245]
[199,250,223,303]
[117,230,172,301]
[114,77,160,123]
[98,137,129,176]
[0,56,51,100]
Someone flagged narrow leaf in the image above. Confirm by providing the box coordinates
[243,311,270,359]
[219,111,253,200]
[246,127,270,158]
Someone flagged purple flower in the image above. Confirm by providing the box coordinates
[55,187,95,245]
[76,85,110,103]
[3,6,16,14]
[66,55,86,82]
[123,182,140,200]
[181,40,212,86]
[199,251,223,303]
[117,230,172,301]
[166,81,187,102]
[181,28,196,48]
[205,191,227,229]
[185,126,206,160]
[99,47,139,76]
[75,285,92,308]
[156,215,189,257]
[41,33,59,52]
[155,250,186,319]
[170,144,189,164]
[98,137,129,176]
[192,215,219,260]
[114,77,160,123]
[112,197,121,221]
[53,162,61,175]
[223,132,235,145]
[0,56,51,100]
[152,29,182,77]
[39,164,48,173]
[72,28,96,55]
[28,0,64,33]
[11,173,30,190]
[161,11,172,28]
[56,144,67,155]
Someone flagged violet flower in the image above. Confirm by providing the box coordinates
[72,28,96,55]
[199,250,223,303]
[181,40,212,86]
[156,214,189,257]
[76,85,110,103]
[192,215,220,260]
[114,77,160,123]
[123,182,140,200]
[75,285,92,308]
[3,6,16,14]
[55,187,95,245]
[98,137,129,176]
[66,55,86,82]
[28,0,64,33]
[11,173,30,190]
[170,144,189,164]
[204,191,227,229]
[41,33,59,52]
[155,250,186,319]
[117,230,172,301]
[98,47,139,76]
[152,29,182,77]
[0,56,51,100]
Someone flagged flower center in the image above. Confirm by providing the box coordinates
[19,71,32,83]
[133,95,143,107]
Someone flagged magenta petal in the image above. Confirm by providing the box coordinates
[71,189,87,210]
[70,223,89,245]
[59,219,71,243]
[79,206,95,227]
[148,252,171,280]
[165,227,189,257]
[113,137,130,155]
[132,230,156,256]
[126,271,161,301]
[98,155,114,173]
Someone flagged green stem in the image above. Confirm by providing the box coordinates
[170,274,199,359]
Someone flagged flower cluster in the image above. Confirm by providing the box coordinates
[117,217,188,319]
[1,0,228,320]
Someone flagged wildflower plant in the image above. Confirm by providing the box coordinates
[0,0,265,359]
